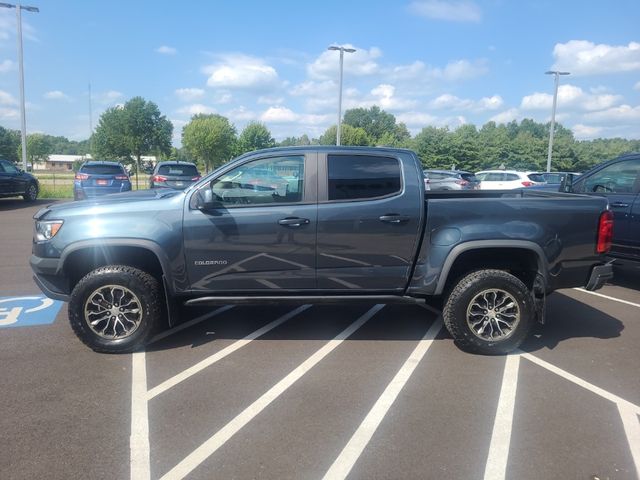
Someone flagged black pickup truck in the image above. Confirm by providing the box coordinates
[30,146,614,354]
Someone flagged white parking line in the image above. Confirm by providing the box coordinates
[322,319,442,480]
[483,354,520,480]
[572,288,640,309]
[618,403,640,477]
[130,351,150,480]
[147,305,311,400]
[148,305,235,344]
[160,304,385,480]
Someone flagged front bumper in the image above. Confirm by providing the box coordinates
[30,254,70,301]
[585,262,614,291]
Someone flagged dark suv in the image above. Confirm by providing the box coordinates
[0,158,39,201]
[73,161,131,201]
[423,169,480,190]
[149,161,201,190]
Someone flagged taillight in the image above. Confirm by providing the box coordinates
[521,181,534,187]
[75,173,89,180]
[115,175,129,180]
[455,179,469,186]
[191,176,201,181]
[596,210,614,254]
[152,175,167,182]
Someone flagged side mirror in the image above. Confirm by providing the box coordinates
[560,173,575,193]
[196,185,223,211]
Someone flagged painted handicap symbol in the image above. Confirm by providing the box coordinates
[0,296,63,328]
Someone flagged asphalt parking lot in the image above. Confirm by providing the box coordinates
[1,198,639,480]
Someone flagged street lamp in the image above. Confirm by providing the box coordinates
[0,3,39,172]
[544,70,570,173]
[328,45,356,146]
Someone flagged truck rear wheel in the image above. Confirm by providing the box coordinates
[68,265,163,353]
[443,269,534,355]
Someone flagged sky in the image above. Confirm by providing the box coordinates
[0,0,639,146]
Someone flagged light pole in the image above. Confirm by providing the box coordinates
[0,3,39,172]
[544,70,570,173]
[328,45,355,146]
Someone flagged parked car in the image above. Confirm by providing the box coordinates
[73,161,131,201]
[424,169,480,190]
[475,170,546,189]
[0,158,39,202]
[31,146,612,355]
[530,172,582,192]
[561,153,639,262]
[149,161,201,190]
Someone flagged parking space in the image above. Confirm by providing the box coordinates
[1,199,639,479]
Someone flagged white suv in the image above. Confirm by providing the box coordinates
[475,170,546,190]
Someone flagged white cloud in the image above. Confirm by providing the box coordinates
[552,40,640,76]
[0,59,15,73]
[430,93,503,111]
[307,46,382,79]
[0,107,19,121]
[584,104,640,122]
[370,84,417,111]
[390,58,488,83]
[177,104,215,116]
[44,90,70,101]
[156,45,177,55]
[571,124,603,139]
[260,106,298,123]
[0,89,17,105]
[204,54,280,90]
[213,92,233,104]
[0,9,37,42]
[257,95,284,105]
[175,88,205,101]
[396,111,439,127]
[226,106,257,122]
[635,81,640,91]
[408,0,482,22]
[96,90,124,104]
[490,108,520,124]
[520,84,622,112]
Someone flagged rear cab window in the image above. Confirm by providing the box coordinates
[527,173,546,182]
[327,154,402,201]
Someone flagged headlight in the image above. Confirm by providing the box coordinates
[35,220,64,242]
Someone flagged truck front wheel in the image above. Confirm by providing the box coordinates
[443,269,534,355]
[68,265,163,353]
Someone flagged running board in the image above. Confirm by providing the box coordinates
[184,295,425,306]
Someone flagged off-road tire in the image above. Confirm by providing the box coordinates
[68,265,163,353]
[443,269,534,355]
[23,182,38,202]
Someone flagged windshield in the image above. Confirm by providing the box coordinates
[158,164,199,176]
[80,164,125,175]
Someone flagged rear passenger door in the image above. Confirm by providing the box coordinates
[316,152,422,292]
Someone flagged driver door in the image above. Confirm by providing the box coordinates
[183,152,318,292]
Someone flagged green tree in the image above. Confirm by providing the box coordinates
[237,121,275,155]
[343,106,397,142]
[93,97,173,185]
[0,126,20,164]
[318,124,371,146]
[20,133,53,168]
[182,114,237,172]
[278,134,311,147]
[413,126,455,168]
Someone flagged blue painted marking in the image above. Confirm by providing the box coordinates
[0,296,63,328]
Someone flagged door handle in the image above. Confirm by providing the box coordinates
[278,217,310,227]
[610,202,630,208]
[379,214,410,224]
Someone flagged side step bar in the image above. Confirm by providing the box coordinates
[184,295,426,306]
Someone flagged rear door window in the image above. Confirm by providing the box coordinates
[158,164,199,176]
[81,164,125,175]
[505,173,520,181]
[485,173,505,181]
[327,155,401,201]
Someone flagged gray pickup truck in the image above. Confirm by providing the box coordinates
[30,146,614,354]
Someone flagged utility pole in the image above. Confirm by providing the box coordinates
[328,45,356,146]
[0,3,39,171]
[545,70,570,173]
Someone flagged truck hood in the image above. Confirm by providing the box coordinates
[34,189,184,220]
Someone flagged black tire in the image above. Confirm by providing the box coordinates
[23,182,38,202]
[443,269,534,355]
[68,265,164,353]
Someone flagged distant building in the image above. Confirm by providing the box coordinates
[34,154,157,171]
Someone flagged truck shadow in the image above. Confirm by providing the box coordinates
[519,292,623,353]
[146,296,623,355]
